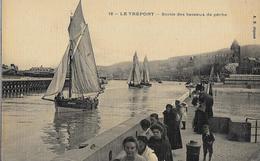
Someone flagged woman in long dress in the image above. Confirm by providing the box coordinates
[193,98,208,134]
[163,104,183,150]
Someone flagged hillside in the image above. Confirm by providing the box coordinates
[98,44,260,80]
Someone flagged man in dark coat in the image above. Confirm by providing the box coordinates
[163,104,183,150]
[193,84,214,118]
[199,92,214,118]
[148,124,173,161]
[193,98,209,134]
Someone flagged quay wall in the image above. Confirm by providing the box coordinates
[52,91,190,161]
[228,122,251,142]
[224,74,260,88]
[208,117,230,134]
[208,117,251,142]
[52,116,145,161]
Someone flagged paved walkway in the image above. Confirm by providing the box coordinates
[173,97,260,161]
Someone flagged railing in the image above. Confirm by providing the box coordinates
[246,117,260,143]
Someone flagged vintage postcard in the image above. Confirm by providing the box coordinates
[2,0,260,161]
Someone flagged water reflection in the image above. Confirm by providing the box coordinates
[42,109,100,154]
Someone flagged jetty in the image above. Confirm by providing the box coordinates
[2,78,69,98]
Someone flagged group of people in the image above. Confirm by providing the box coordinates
[114,100,188,161]
[192,83,214,134]
[114,83,216,161]
[192,83,215,161]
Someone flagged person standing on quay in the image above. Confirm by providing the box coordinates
[179,102,188,130]
[163,103,183,150]
[137,135,158,161]
[148,124,173,161]
[140,119,153,140]
[202,125,215,161]
[116,136,147,161]
[193,97,208,134]
[199,91,214,118]
[150,113,167,137]
[193,83,214,118]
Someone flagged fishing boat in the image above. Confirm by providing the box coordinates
[127,52,143,88]
[140,56,152,87]
[42,1,102,110]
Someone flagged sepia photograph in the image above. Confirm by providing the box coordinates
[1,0,260,161]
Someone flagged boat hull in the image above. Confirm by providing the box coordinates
[140,82,152,87]
[55,98,99,111]
[128,83,143,88]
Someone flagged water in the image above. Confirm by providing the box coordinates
[213,87,260,122]
[2,80,187,161]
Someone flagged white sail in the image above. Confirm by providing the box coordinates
[127,65,134,83]
[142,56,150,83]
[69,1,101,94]
[209,66,214,83]
[128,52,141,85]
[206,66,214,94]
[43,44,70,98]
[217,74,221,82]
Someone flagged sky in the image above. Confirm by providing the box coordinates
[3,0,260,69]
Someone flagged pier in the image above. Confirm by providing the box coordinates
[1,78,69,98]
[51,86,260,161]
[51,92,190,161]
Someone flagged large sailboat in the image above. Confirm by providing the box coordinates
[141,56,152,87]
[127,52,143,88]
[42,1,102,110]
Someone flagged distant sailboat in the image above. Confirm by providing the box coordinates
[206,66,214,96]
[42,1,102,110]
[216,74,221,82]
[128,52,142,88]
[141,56,152,87]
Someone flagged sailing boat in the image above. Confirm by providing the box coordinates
[140,56,152,87]
[206,65,214,96]
[127,52,143,88]
[42,1,102,110]
[216,73,221,82]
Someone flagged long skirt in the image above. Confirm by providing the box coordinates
[167,126,183,150]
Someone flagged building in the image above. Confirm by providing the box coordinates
[239,57,260,74]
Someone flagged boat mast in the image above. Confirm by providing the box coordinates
[68,40,73,98]
[132,58,135,84]
[143,64,146,83]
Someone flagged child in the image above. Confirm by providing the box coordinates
[180,102,188,130]
[140,119,153,139]
[202,125,215,161]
